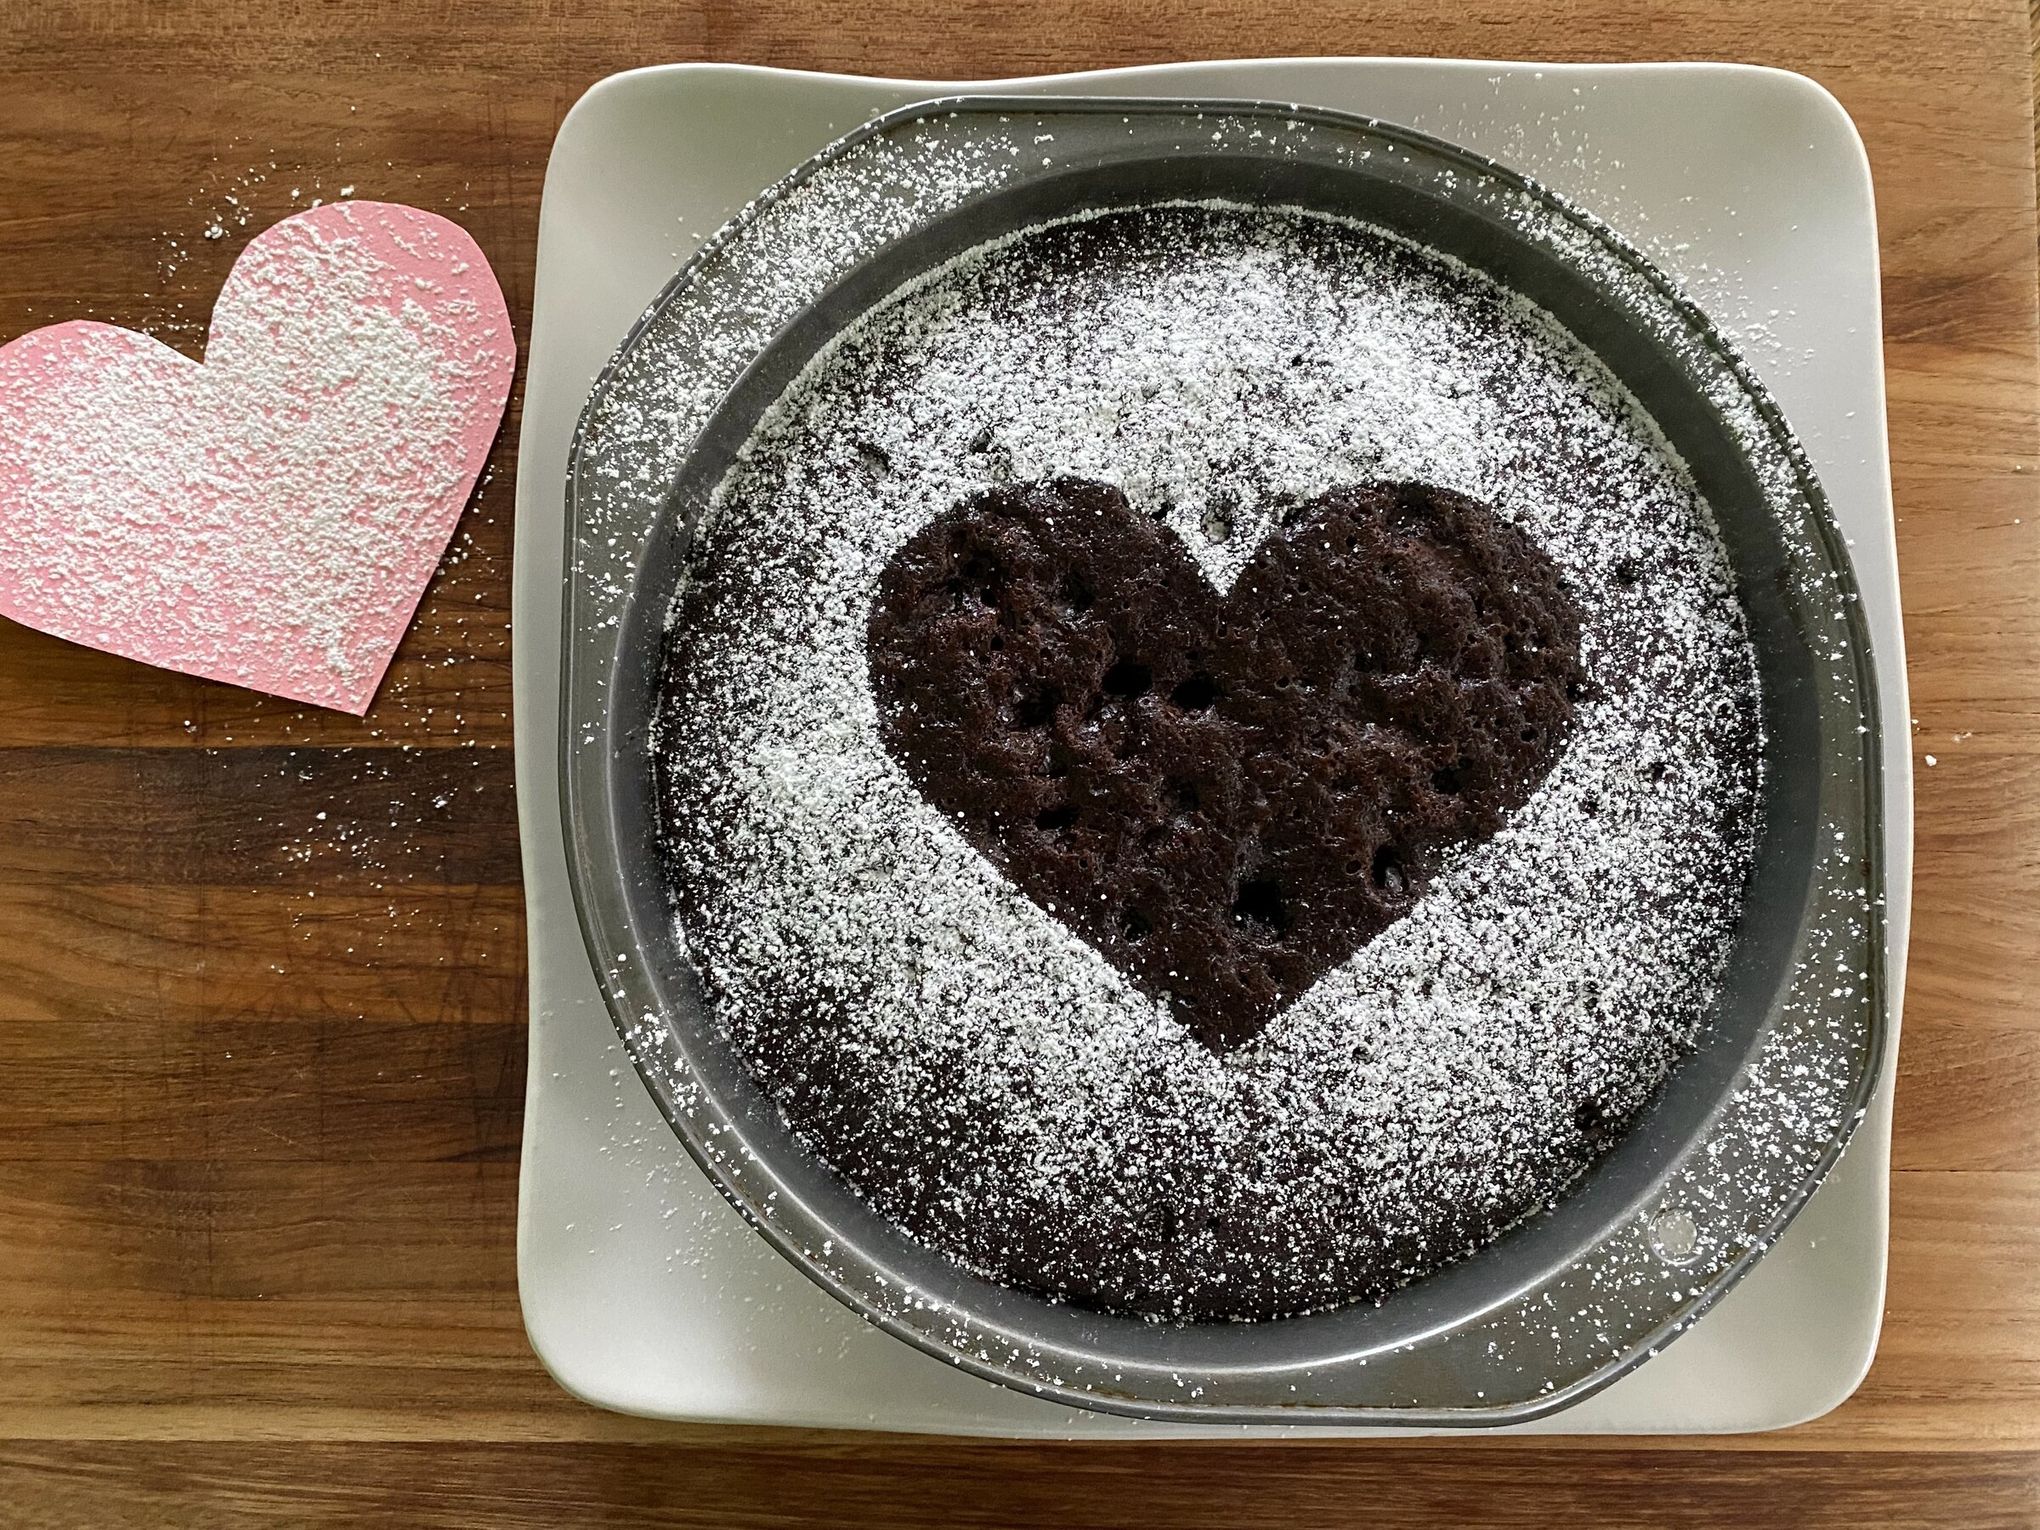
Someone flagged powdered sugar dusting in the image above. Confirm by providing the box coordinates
[567,100,1882,1410]
[0,201,514,714]
[656,201,1764,1319]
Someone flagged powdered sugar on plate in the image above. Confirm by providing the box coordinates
[654,200,1764,1320]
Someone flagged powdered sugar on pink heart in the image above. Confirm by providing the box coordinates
[0,200,514,714]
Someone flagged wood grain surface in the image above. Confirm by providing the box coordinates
[1,1,2037,1525]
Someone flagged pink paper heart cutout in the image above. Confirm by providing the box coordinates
[0,201,515,714]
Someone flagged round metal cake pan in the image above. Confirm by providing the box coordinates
[559,97,1887,1425]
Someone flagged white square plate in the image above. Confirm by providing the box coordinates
[512,59,1910,1436]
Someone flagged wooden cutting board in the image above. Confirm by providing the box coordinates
[0,1,2034,1524]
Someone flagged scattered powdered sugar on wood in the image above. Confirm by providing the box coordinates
[655,201,1765,1320]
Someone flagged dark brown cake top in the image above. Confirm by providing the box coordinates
[868,477,1587,1050]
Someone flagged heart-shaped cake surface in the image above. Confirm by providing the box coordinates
[869,478,1587,1050]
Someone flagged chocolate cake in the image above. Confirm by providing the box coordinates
[868,477,1587,1052]
[653,202,1764,1321]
